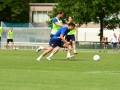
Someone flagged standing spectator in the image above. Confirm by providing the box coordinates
[110,33,117,52]
[104,37,108,52]
[118,34,120,52]
[101,36,105,52]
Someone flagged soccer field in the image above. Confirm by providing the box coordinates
[0,49,120,90]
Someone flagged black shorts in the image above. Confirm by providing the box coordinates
[65,35,75,41]
[7,39,13,43]
[0,37,1,41]
[49,39,64,48]
[104,42,108,44]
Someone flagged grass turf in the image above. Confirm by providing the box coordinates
[0,49,120,90]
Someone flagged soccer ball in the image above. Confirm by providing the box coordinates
[93,55,100,61]
[14,47,18,50]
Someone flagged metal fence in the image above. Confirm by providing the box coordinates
[0,27,51,49]
[0,27,115,50]
[76,41,113,49]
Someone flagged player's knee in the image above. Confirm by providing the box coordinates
[72,41,75,44]
[68,45,72,51]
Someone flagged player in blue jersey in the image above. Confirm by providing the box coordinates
[46,16,79,60]
[36,22,75,61]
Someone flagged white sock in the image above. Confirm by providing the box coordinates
[67,53,70,57]
[37,55,42,60]
[48,53,54,58]
[74,49,76,53]
[39,46,44,49]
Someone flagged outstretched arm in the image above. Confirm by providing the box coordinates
[60,34,69,44]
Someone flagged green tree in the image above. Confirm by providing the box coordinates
[51,0,120,41]
[0,0,59,23]
[0,0,36,23]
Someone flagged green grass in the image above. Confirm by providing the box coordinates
[0,49,120,90]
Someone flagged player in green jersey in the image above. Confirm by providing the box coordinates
[5,27,16,50]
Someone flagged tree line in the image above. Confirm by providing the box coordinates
[0,0,59,23]
[0,0,120,41]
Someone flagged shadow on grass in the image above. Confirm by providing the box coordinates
[52,58,89,61]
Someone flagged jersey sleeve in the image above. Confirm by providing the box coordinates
[61,27,67,36]
[53,18,58,24]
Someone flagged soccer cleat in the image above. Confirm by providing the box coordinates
[36,58,40,61]
[65,49,68,51]
[67,55,75,59]
[70,55,75,58]
[74,52,77,55]
[46,57,51,60]
[36,46,43,53]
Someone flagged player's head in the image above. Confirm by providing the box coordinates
[10,27,13,31]
[106,37,108,40]
[56,10,64,19]
[68,22,75,30]
[113,33,116,37]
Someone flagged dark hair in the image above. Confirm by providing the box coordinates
[68,22,75,27]
[57,10,63,15]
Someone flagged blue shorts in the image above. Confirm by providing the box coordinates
[49,34,54,45]
[65,35,75,41]
[112,42,117,48]
[49,39,64,48]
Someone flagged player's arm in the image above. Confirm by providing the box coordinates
[53,18,64,27]
[55,22,64,27]
[60,34,69,44]
[7,31,10,37]
[75,23,80,32]
[109,38,113,42]
[75,23,80,27]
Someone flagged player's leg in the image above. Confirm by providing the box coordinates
[71,35,77,54]
[72,41,77,54]
[36,46,53,61]
[5,39,9,49]
[36,34,54,53]
[36,39,59,61]
[11,39,16,49]
[62,42,73,59]
[46,46,60,60]
[36,45,49,53]
[63,35,70,51]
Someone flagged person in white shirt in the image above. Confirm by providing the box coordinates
[110,33,117,52]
